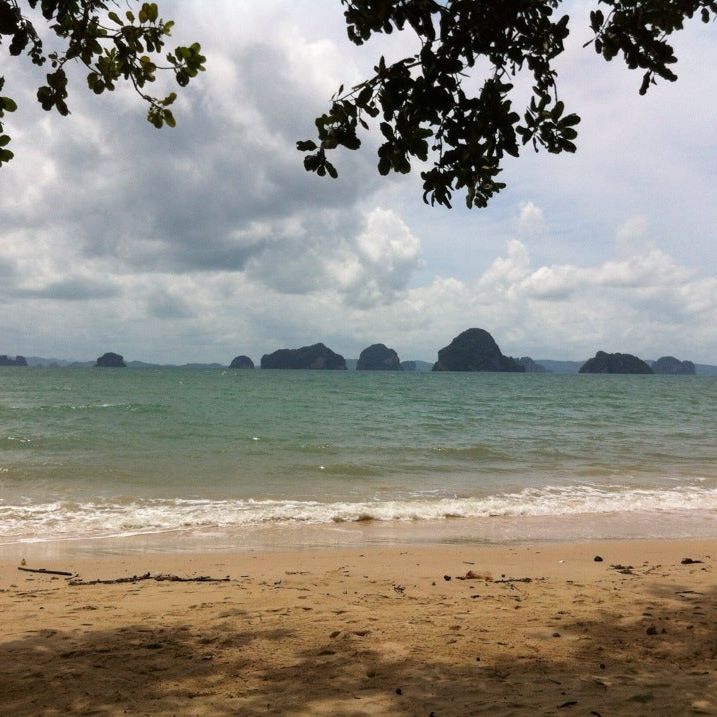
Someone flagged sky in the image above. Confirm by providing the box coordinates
[1,0,715,364]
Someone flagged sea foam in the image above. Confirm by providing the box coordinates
[2,484,717,543]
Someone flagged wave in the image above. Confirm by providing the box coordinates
[2,484,717,543]
[41,403,130,411]
[3,402,169,413]
[430,445,509,459]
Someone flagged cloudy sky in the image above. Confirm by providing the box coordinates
[1,0,715,364]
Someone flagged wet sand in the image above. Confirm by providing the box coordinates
[1,538,716,715]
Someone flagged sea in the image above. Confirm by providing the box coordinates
[1,367,716,553]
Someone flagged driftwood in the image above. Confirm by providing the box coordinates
[494,577,532,584]
[67,572,231,586]
[18,567,74,577]
[455,570,492,581]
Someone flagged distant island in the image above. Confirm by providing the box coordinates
[400,360,433,372]
[0,354,28,366]
[650,356,696,375]
[229,355,255,369]
[261,343,346,370]
[95,352,127,368]
[6,346,717,374]
[579,351,653,374]
[433,328,524,372]
[356,343,401,370]
[517,356,548,373]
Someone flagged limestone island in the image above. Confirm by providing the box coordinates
[432,328,524,372]
[0,355,28,366]
[517,356,548,373]
[356,343,402,370]
[400,360,433,372]
[229,355,255,369]
[651,356,696,375]
[95,352,127,368]
[261,343,346,370]
[579,351,653,374]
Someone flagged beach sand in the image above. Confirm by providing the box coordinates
[1,538,716,716]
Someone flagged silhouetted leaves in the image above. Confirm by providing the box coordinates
[0,1,205,165]
[586,0,715,96]
[300,0,715,209]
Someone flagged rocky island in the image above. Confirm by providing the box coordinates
[432,328,524,372]
[356,344,402,370]
[0,355,28,366]
[229,355,255,369]
[95,352,127,368]
[579,351,653,374]
[261,343,346,370]
[517,356,548,373]
[651,356,696,375]
[400,360,433,372]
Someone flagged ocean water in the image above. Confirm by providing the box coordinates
[1,367,715,549]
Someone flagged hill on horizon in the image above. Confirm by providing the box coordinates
[16,355,717,375]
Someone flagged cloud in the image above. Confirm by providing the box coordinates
[1,223,713,366]
[331,208,424,307]
[616,215,648,244]
[517,201,545,235]
[0,1,384,280]
[0,2,715,365]
[472,241,715,360]
[615,214,650,256]
[478,240,531,292]
[0,256,18,279]
[307,237,716,362]
[145,289,197,320]
[594,250,694,289]
[11,277,121,301]
[520,264,580,301]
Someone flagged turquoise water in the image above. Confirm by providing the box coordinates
[0,367,716,545]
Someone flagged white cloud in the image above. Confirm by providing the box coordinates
[0,1,715,365]
[615,214,650,256]
[333,208,423,307]
[517,201,545,236]
[478,240,531,292]
[594,249,694,288]
[2,230,714,364]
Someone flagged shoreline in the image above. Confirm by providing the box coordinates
[3,508,717,561]
[3,534,716,579]
[2,537,716,715]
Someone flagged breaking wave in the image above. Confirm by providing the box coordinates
[3,484,717,544]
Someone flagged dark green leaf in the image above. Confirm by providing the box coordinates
[560,113,581,127]
[1,97,18,112]
[379,122,394,140]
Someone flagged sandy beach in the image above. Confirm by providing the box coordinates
[1,537,716,716]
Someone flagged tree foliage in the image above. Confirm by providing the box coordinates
[299,0,716,208]
[0,0,205,166]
